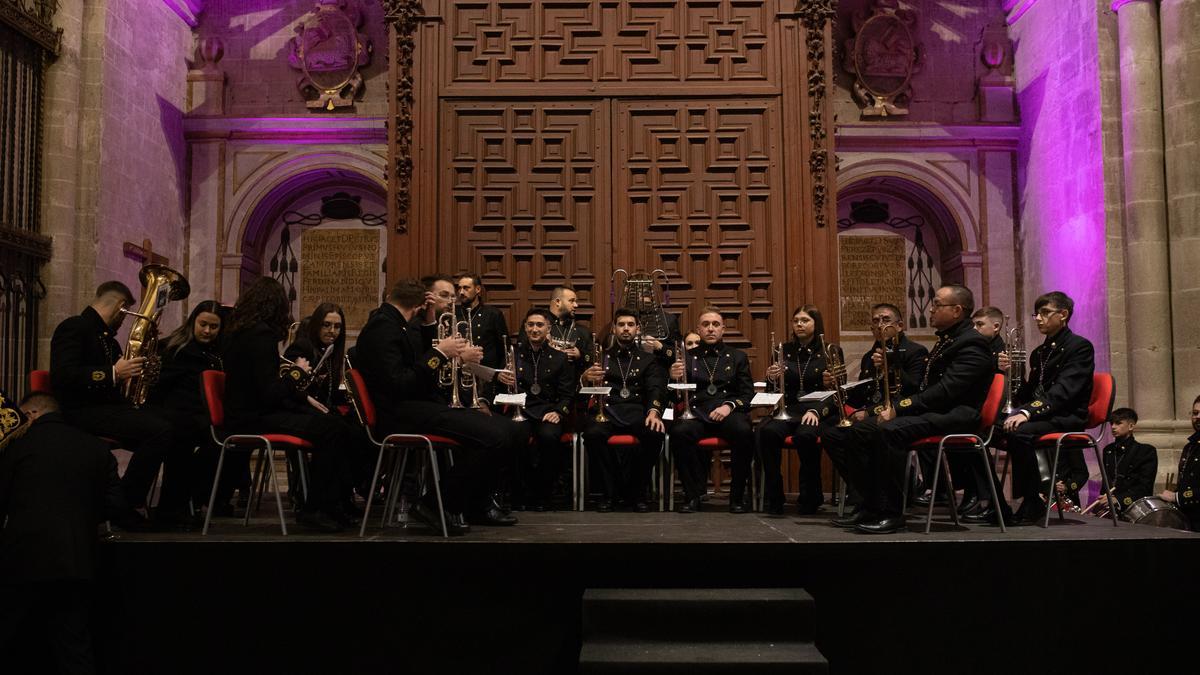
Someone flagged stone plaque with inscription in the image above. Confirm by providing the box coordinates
[839,235,907,332]
[301,228,380,330]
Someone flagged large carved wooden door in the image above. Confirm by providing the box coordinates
[390,0,837,368]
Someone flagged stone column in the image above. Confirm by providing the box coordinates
[1161,0,1200,420]
[1112,0,1175,425]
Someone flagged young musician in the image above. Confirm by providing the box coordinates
[996,291,1093,524]
[353,277,518,534]
[222,278,355,533]
[49,281,175,527]
[952,305,1007,518]
[758,305,842,516]
[1160,395,1200,531]
[283,303,347,412]
[579,309,668,512]
[1098,408,1158,514]
[667,307,755,514]
[497,308,575,511]
[683,332,701,350]
[971,306,1007,367]
[825,285,994,534]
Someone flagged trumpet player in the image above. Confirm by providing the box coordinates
[353,277,519,535]
[579,308,668,513]
[1160,395,1200,531]
[497,308,576,511]
[758,305,842,516]
[1098,408,1157,514]
[846,303,929,415]
[667,307,754,514]
[49,280,175,529]
[456,274,509,400]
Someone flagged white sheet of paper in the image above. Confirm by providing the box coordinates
[668,383,697,391]
[750,392,783,407]
[662,407,674,421]
[465,362,499,379]
[493,393,527,406]
[578,386,612,395]
[798,390,837,402]
[843,378,872,390]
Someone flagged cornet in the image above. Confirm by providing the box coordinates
[821,334,853,428]
[769,331,793,421]
[1002,316,1026,415]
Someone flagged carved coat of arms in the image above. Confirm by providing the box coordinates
[288,0,373,111]
[843,0,923,117]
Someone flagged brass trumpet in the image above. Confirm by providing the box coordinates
[877,327,900,412]
[769,331,793,421]
[820,334,853,428]
[505,340,527,423]
[592,332,608,423]
[435,295,469,409]
[675,339,697,420]
[1002,316,1026,415]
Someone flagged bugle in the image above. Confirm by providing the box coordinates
[770,331,793,421]
[820,334,853,428]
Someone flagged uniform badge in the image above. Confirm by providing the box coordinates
[91,370,105,382]
[1123,496,1132,506]
[1031,400,1044,408]
[289,369,302,381]
[1070,482,1078,490]
[898,398,912,408]
[1185,489,1194,499]
[427,357,440,369]
[652,400,661,407]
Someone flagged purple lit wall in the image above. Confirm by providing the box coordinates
[1009,0,1111,371]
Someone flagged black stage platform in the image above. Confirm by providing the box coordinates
[77,507,1200,674]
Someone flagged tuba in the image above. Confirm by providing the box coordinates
[821,334,853,428]
[612,268,671,342]
[1002,316,1026,415]
[121,264,190,406]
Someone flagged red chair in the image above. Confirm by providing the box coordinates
[199,370,314,536]
[902,373,1009,533]
[1036,372,1118,528]
[575,433,667,512]
[344,368,456,538]
[666,436,751,511]
[29,369,51,393]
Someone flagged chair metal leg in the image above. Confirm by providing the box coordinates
[666,436,675,512]
[836,472,847,518]
[359,442,389,538]
[295,451,310,502]
[925,447,942,534]
[202,444,229,536]
[980,445,1007,533]
[265,444,288,536]
[245,449,268,527]
[1043,442,1063,528]
[901,450,915,515]
[657,439,667,513]
[571,435,579,511]
[941,451,959,526]
[385,449,411,527]
[1091,440,1119,527]
[426,442,449,538]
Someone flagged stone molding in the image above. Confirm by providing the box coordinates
[1110,0,1156,12]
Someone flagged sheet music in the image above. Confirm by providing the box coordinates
[668,383,697,391]
[662,407,674,421]
[578,386,612,395]
[842,378,872,390]
[750,392,783,407]
[798,390,837,402]
[465,362,500,379]
[493,393,526,406]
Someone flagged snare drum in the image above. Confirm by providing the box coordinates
[1122,496,1191,530]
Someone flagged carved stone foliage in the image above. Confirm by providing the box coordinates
[381,0,422,233]
[288,0,373,111]
[842,0,922,117]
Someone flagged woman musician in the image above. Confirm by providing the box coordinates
[283,303,348,413]
[757,305,843,516]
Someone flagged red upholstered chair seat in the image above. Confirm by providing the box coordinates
[608,435,639,445]
[224,434,313,449]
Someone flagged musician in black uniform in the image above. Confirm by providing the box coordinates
[456,273,510,373]
[145,300,225,526]
[667,307,755,514]
[826,285,994,534]
[497,308,575,511]
[846,303,930,414]
[758,305,842,516]
[222,278,355,533]
[1161,395,1200,531]
[972,306,1007,366]
[49,281,175,524]
[545,285,595,376]
[354,277,518,534]
[996,291,1093,524]
[951,305,1007,517]
[283,302,347,412]
[1098,408,1157,514]
[579,308,668,512]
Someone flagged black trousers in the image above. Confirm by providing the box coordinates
[581,417,664,502]
[670,413,754,502]
[1004,415,1088,506]
[232,410,354,514]
[0,581,95,675]
[757,419,822,509]
[65,404,174,509]
[514,418,566,505]
[152,408,212,512]
[382,403,514,514]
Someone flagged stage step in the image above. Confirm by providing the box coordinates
[580,589,827,674]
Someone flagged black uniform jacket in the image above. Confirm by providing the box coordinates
[222,322,308,429]
[1176,432,1200,510]
[778,339,842,419]
[848,333,929,410]
[148,340,223,416]
[0,412,123,582]
[894,318,993,428]
[457,302,510,370]
[49,306,124,409]
[284,337,343,410]
[1014,327,1094,423]
[682,341,754,421]
[988,334,1006,373]
[513,342,574,420]
[1101,434,1158,510]
[640,311,682,367]
[352,302,449,413]
[546,312,595,374]
[596,342,668,424]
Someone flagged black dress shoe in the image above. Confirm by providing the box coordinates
[297,510,344,533]
[445,513,472,536]
[677,496,701,514]
[633,501,650,513]
[855,515,907,534]
[728,501,748,514]
[830,508,870,529]
[765,503,785,518]
[985,504,1014,526]
[961,505,996,524]
[1012,502,1046,525]
[472,506,519,526]
[409,502,467,535]
[596,500,613,513]
[796,502,822,515]
[956,494,980,516]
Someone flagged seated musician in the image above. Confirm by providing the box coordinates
[824,284,994,534]
[1160,395,1200,531]
[353,277,518,535]
[497,308,575,511]
[683,332,701,350]
[145,300,225,527]
[950,305,1008,519]
[758,305,842,516]
[283,303,347,413]
[222,278,355,533]
[996,291,1093,524]
[1097,407,1157,514]
[49,280,175,529]
[667,307,755,514]
[579,308,668,513]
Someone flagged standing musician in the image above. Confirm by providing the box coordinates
[1097,407,1157,514]
[667,307,755,514]
[544,286,594,377]
[824,284,994,534]
[758,305,842,516]
[497,308,576,511]
[222,278,356,533]
[353,277,518,535]
[49,281,175,527]
[283,303,347,412]
[579,308,668,513]
[996,291,1093,524]
[456,274,510,405]
[1160,394,1200,531]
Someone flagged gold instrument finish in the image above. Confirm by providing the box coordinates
[592,332,608,422]
[820,334,853,428]
[122,264,190,406]
[612,268,671,341]
[506,340,527,422]
[876,327,901,412]
[435,295,469,409]
[770,331,793,421]
[1002,316,1026,415]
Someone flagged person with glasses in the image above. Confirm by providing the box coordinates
[825,284,994,534]
[284,303,348,413]
[1159,395,1200,532]
[987,291,1094,525]
[845,304,930,414]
